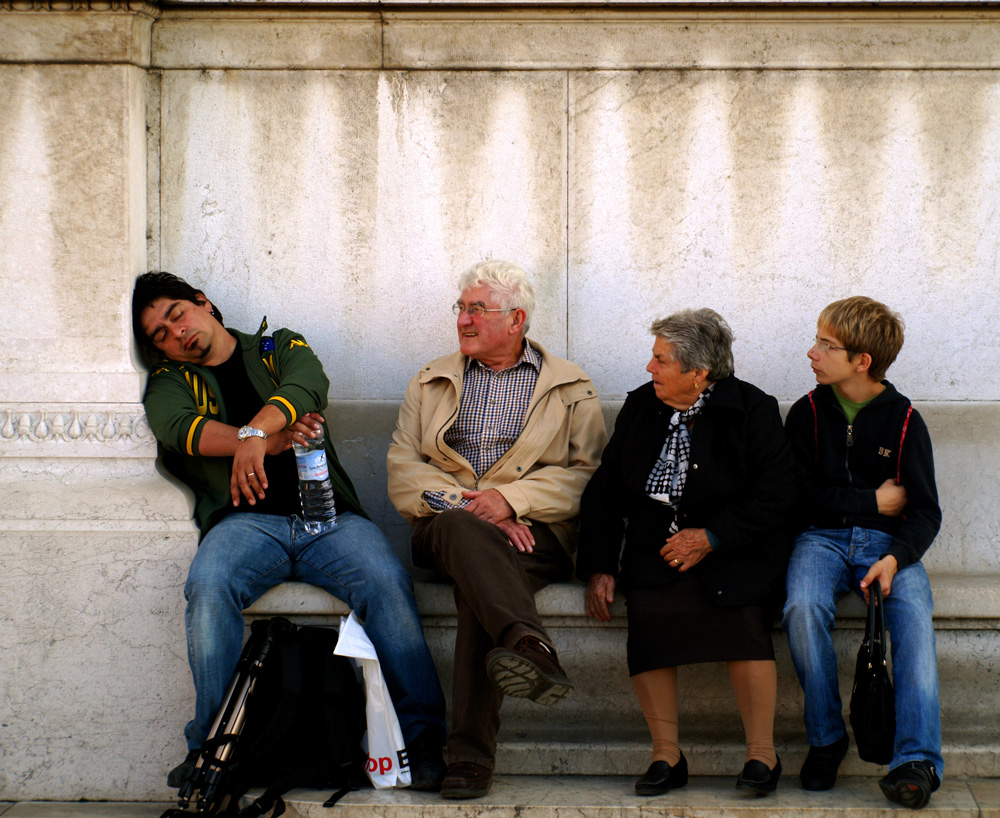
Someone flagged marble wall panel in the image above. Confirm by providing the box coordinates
[384,10,1000,70]
[152,11,381,70]
[0,64,147,405]
[0,520,196,800]
[0,7,154,65]
[158,69,567,398]
[568,70,1000,401]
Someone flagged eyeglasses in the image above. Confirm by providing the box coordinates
[813,337,855,354]
[452,302,514,318]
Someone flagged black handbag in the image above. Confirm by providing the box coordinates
[849,582,896,764]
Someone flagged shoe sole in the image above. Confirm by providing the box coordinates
[635,783,683,796]
[441,786,491,799]
[486,653,573,705]
[880,779,930,810]
[800,778,837,791]
[736,780,778,795]
[635,773,688,796]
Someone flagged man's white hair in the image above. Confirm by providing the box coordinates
[458,259,536,333]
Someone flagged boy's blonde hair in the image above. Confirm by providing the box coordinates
[818,296,904,382]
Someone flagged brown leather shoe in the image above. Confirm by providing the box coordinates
[441,761,493,799]
[486,635,574,705]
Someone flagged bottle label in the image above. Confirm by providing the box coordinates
[296,449,329,482]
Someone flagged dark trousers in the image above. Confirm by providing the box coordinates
[412,509,572,768]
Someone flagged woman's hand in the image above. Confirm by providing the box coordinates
[585,573,617,622]
[660,528,712,573]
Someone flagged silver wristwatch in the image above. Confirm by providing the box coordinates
[237,425,268,442]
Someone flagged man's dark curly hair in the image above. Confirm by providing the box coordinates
[131,271,222,350]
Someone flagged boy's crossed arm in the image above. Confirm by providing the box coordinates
[860,479,908,602]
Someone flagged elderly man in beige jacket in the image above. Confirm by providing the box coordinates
[387,260,607,798]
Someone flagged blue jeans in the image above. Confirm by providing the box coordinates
[183,511,446,750]
[782,527,943,776]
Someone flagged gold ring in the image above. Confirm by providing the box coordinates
[248,472,256,478]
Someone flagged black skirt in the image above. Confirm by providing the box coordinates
[625,574,775,676]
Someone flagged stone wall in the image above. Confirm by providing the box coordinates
[1,0,999,800]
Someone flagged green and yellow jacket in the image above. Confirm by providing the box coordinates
[143,317,365,537]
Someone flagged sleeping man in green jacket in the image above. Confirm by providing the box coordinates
[132,272,446,791]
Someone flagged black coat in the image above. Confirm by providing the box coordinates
[577,377,796,607]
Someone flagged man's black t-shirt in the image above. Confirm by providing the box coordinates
[207,339,301,519]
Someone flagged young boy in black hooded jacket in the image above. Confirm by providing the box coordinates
[782,296,942,810]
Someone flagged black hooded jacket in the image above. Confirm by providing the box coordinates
[784,382,941,570]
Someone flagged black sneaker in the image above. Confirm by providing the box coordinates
[800,733,849,791]
[406,733,447,792]
[167,749,200,788]
[879,760,939,810]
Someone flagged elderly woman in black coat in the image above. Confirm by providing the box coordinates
[577,308,795,797]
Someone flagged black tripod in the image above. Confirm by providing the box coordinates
[162,618,294,817]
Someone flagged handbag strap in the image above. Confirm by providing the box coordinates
[866,582,888,668]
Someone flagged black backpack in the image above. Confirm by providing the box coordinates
[163,617,366,818]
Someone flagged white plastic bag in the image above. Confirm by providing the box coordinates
[334,612,412,788]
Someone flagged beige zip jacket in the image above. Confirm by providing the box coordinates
[387,340,608,554]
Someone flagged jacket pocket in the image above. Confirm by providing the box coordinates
[559,380,599,407]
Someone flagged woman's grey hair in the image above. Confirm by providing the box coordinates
[458,259,536,333]
[650,308,735,381]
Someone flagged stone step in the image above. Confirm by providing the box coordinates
[493,737,999,779]
[272,777,998,818]
[246,578,1000,780]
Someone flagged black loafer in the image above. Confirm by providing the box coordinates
[635,753,689,796]
[800,733,849,791]
[736,756,781,794]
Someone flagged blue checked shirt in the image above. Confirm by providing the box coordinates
[424,343,542,511]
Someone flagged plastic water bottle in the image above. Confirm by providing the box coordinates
[293,426,336,534]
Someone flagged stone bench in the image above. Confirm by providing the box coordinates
[245,399,1000,779]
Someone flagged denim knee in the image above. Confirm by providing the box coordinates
[783,573,837,625]
[184,557,243,608]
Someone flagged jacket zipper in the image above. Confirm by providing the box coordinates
[842,422,854,527]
